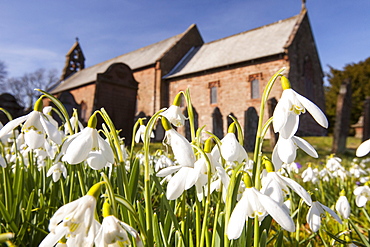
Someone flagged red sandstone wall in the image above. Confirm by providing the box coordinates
[69,83,96,123]
[167,59,288,137]
[133,67,156,116]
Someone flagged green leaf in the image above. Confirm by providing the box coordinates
[274,231,283,247]
[259,229,267,247]
[128,157,140,203]
[349,219,370,247]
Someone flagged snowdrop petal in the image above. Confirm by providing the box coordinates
[279,175,312,206]
[156,166,181,177]
[272,97,289,133]
[166,167,191,200]
[24,130,45,149]
[356,195,368,207]
[319,202,342,224]
[227,194,249,239]
[63,128,94,164]
[356,139,370,157]
[39,224,69,247]
[306,203,322,232]
[86,151,108,170]
[220,133,239,162]
[256,191,295,232]
[39,115,62,145]
[272,146,283,170]
[279,113,299,139]
[293,136,318,158]
[277,137,296,164]
[295,93,328,128]
[0,114,29,138]
[97,136,115,163]
[166,129,195,167]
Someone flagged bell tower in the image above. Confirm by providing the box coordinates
[61,37,85,80]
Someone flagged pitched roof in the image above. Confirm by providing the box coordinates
[164,14,301,79]
[51,29,188,93]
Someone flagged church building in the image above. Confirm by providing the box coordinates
[50,7,326,142]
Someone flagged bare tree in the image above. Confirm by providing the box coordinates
[0,61,7,83]
[0,68,59,110]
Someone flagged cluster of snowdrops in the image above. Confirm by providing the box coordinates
[0,68,370,246]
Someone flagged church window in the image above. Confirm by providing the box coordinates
[249,73,263,99]
[208,80,220,104]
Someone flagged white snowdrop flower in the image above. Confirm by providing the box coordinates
[0,97,62,149]
[349,164,367,178]
[64,115,84,135]
[160,93,186,127]
[273,135,318,170]
[135,120,154,143]
[332,167,348,180]
[261,159,312,206]
[306,196,342,232]
[157,117,196,200]
[62,113,114,170]
[301,165,319,183]
[162,117,195,168]
[326,155,343,171]
[39,183,104,247]
[273,76,328,139]
[356,139,370,157]
[319,168,331,182]
[95,201,143,247]
[353,185,370,207]
[335,191,351,219]
[219,123,248,164]
[155,154,173,172]
[227,174,295,240]
[47,162,67,182]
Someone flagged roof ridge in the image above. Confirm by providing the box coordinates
[204,14,300,46]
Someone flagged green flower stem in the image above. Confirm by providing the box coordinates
[224,162,244,247]
[101,172,117,216]
[76,164,86,196]
[59,179,66,205]
[184,89,196,142]
[195,198,201,247]
[253,68,285,189]
[211,191,222,246]
[142,109,165,246]
[191,144,213,247]
[251,68,284,247]
[36,89,73,135]
[295,199,304,244]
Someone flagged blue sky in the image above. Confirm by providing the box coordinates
[1,0,369,83]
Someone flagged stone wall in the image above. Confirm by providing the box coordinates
[166,57,288,137]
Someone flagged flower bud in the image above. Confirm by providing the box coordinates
[161,117,172,131]
[86,181,104,198]
[87,112,98,129]
[34,96,44,112]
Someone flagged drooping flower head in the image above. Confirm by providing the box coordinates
[335,190,351,219]
[95,200,143,247]
[62,112,114,170]
[227,173,295,240]
[219,122,248,164]
[134,118,154,143]
[39,182,104,247]
[157,117,197,200]
[0,97,62,149]
[273,76,328,139]
[306,194,342,233]
[160,92,186,127]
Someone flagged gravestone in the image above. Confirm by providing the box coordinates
[332,79,351,153]
[184,106,199,141]
[268,97,278,147]
[362,97,370,142]
[244,107,258,152]
[212,107,224,139]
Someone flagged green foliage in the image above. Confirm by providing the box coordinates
[325,57,370,133]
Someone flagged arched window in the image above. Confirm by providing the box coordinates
[208,80,220,105]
